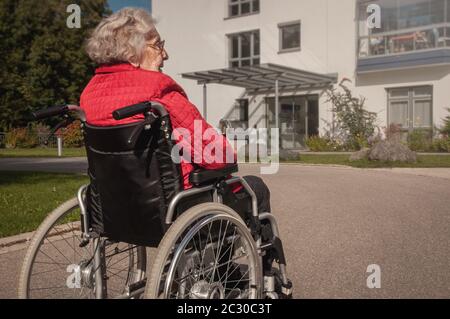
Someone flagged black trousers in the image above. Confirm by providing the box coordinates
[241,175,271,214]
[240,175,274,274]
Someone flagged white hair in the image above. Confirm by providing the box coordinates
[85,7,157,65]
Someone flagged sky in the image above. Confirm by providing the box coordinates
[108,0,152,12]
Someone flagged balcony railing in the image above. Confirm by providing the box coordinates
[359,23,450,58]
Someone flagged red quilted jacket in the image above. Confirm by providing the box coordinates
[80,63,236,189]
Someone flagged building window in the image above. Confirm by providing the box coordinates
[236,99,249,122]
[358,0,450,58]
[279,21,301,52]
[228,0,259,18]
[388,86,433,131]
[220,99,249,134]
[229,30,260,67]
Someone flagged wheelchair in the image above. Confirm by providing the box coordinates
[18,102,292,299]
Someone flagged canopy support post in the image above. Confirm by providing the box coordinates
[275,79,280,131]
[203,83,207,121]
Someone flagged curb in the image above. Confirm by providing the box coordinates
[0,231,34,252]
[0,221,81,253]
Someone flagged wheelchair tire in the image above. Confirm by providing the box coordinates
[145,202,263,299]
[18,197,146,299]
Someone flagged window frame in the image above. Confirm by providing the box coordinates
[227,30,261,68]
[387,85,433,131]
[227,0,260,19]
[278,20,302,53]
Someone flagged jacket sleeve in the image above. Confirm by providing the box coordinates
[154,90,236,169]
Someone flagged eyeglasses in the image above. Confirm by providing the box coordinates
[147,39,165,51]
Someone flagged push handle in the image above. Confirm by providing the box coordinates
[32,105,69,120]
[112,102,152,120]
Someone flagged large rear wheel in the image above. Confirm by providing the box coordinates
[18,197,146,299]
[145,202,262,299]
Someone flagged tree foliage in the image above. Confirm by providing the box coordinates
[0,0,110,131]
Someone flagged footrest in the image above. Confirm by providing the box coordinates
[281,280,293,299]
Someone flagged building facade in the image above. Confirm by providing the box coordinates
[152,0,450,149]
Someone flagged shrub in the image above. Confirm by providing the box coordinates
[439,107,450,137]
[32,122,50,136]
[353,133,370,150]
[431,137,450,153]
[326,79,378,150]
[59,121,84,147]
[384,123,403,142]
[305,136,343,152]
[407,130,432,152]
[31,123,51,146]
[5,127,39,148]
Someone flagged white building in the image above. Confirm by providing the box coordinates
[152,0,450,150]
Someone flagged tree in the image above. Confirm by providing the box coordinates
[0,0,110,131]
[326,79,378,150]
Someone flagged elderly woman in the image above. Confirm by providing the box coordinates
[80,8,270,214]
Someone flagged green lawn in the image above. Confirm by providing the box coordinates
[0,148,86,158]
[0,171,89,238]
[287,154,450,168]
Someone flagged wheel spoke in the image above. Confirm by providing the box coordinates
[23,201,145,299]
[167,215,253,298]
[225,268,250,299]
[43,236,74,266]
[33,250,67,273]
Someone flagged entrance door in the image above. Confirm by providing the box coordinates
[266,95,318,149]
[279,99,305,149]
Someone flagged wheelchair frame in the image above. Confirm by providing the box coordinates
[22,101,291,299]
[75,172,289,299]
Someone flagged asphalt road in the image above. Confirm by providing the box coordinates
[1,162,450,298]
[0,157,88,173]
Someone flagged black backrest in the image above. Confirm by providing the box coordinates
[83,115,181,247]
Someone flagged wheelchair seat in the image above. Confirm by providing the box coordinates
[189,164,238,186]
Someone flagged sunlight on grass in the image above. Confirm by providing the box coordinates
[0,171,89,238]
[0,148,86,158]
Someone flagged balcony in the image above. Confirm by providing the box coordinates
[357,24,450,73]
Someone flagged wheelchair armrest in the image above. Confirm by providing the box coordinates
[189,164,239,186]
